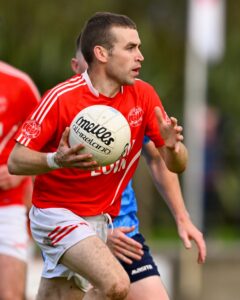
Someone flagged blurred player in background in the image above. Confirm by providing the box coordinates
[8,12,189,300]
[71,35,206,300]
[0,61,40,300]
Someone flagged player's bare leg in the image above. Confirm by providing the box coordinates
[0,254,27,300]
[126,276,170,300]
[36,277,84,300]
[61,235,130,300]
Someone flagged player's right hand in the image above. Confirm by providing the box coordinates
[54,127,98,170]
[107,226,144,264]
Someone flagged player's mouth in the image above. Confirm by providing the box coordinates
[132,67,141,76]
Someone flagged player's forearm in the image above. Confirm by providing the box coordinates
[157,172,190,222]
[159,142,188,173]
[8,143,51,175]
[147,157,190,222]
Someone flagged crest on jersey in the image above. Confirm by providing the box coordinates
[128,106,144,127]
[22,120,41,139]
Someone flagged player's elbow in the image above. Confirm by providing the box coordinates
[159,145,188,174]
[168,162,186,174]
[8,156,16,175]
[164,149,188,174]
[7,151,21,175]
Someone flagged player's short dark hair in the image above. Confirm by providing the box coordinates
[80,12,137,65]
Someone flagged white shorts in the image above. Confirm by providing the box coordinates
[30,206,109,290]
[0,205,28,262]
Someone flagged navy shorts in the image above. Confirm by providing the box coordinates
[119,233,160,283]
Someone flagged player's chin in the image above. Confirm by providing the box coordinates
[124,77,136,85]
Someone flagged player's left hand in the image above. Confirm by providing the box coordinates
[107,226,144,264]
[176,216,207,264]
[0,164,25,190]
[155,107,184,153]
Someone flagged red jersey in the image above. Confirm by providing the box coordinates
[0,61,40,206]
[16,71,167,217]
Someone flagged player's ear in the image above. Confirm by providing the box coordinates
[93,46,108,63]
[71,58,79,74]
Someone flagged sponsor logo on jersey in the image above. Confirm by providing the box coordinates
[128,106,144,127]
[131,264,153,275]
[91,140,135,176]
[22,120,41,139]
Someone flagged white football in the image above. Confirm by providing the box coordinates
[69,105,131,166]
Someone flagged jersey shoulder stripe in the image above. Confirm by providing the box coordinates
[31,75,85,124]
[16,75,86,146]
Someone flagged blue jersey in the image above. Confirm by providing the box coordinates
[112,180,139,237]
[113,136,150,237]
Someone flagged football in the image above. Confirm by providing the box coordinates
[69,105,131,166]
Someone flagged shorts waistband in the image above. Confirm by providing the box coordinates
[84,213,111,224]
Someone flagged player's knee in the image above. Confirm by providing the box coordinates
[106,283,129,300]
[36,279,57,300]
[105,272,130,299]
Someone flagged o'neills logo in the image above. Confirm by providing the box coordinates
[74,116,115,145]
[72,116,115,154]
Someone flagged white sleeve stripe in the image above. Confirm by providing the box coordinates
[31,77,82,122]
[110,149,141,206]
[31,76,84,123]
[34,78,83,123]
[38,82,87,124]
[16,133,26,145]
[16,77,84,145]
[17,82,87,146]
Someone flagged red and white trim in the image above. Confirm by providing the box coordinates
[17,75,86,146]
[110,148,142,206]
[48,221,89,246]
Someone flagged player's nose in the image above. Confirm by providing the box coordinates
[137,50,144,62]
[134,47,144,62]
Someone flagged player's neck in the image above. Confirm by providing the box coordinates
[88,68,121,98]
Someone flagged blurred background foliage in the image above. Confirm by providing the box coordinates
[1,0,239,239]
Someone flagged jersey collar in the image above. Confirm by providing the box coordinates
[82,70,123,97]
